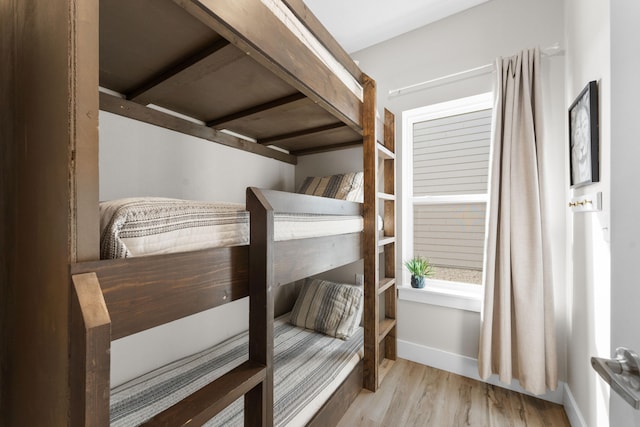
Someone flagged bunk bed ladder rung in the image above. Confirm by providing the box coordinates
[141,361,267,426]
[378,318,397,344]
[376,143,395,160]
[378,236,395,247]
[378,277,396,295]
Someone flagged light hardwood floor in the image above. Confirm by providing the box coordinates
[337,359,570,427]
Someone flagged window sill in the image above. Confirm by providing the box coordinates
[398,279,483,312]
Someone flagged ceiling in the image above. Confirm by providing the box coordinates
[304,0,490,53]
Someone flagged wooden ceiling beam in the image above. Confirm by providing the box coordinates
[206,93,306,128]
[126,38,232,103]
[258,123,346,145]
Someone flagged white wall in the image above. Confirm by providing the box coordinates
[346,0,567,390]
[564,0,611,425]
[294,146,363,190]
[100,111,294,202]
[99,111,296,386]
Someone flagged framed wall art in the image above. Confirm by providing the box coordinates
[568,80,599,187]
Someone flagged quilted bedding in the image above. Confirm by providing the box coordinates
[110,314,363,426]
[100,197,364,259]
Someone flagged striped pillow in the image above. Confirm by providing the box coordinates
[297,172,364,202]
[344,171,364,202]
[290,278,363,340]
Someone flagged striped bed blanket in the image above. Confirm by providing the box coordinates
[100,197,364,259]
[110,315,363,426]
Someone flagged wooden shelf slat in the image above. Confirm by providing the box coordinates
[377,192,395,201]
[142,361,266,426]
[378,277,396,295]
[378,318,397,344]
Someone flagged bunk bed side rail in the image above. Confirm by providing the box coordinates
[70,246,249,340]
[140,360,267,426]
[280,0,362,82]
[252,187,363,216]
[247,187,364,286]
[306,360,364,427]
[70,272,111,427]
[274,233,362,285]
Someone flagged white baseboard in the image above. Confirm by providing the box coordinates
[563,383,588,427]
[398,339,566,404]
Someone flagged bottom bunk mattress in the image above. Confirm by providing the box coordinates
[110,314,364,426]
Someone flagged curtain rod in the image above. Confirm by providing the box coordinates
[388,43,564,98]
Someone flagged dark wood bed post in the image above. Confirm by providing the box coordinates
[70,274,111,426]
[246,187,275,427]
[362,74,379,392]
[70,0,101,424]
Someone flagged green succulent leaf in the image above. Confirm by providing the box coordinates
[403,256,433,278]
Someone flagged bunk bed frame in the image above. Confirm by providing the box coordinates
[67,0,396,425]
[70,189,364,425]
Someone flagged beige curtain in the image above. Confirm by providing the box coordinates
[478,48,557,395]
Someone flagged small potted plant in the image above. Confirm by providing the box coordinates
[404,256,433,289]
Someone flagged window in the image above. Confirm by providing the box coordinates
[400,93,493,310]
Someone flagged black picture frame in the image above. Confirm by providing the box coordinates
[568,80,599,188]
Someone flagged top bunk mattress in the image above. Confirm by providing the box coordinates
[100,197,364,259]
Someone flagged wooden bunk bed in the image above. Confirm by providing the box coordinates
[71,189,365,426]
[67,0,397,426]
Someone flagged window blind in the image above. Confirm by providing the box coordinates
[413,108,491,196]
[412,108,491,271]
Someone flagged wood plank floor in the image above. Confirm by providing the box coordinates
[337,359,570,427]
